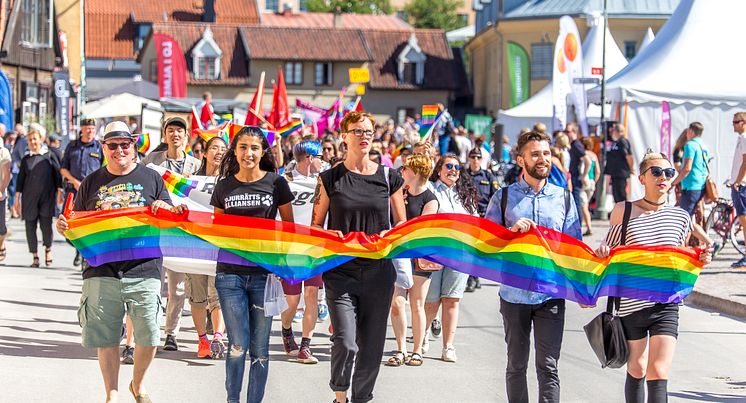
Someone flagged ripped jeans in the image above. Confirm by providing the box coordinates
[215,273,272,403]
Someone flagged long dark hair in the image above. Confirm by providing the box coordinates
[218,126,276,180]
[430,153,478,215]
[197,136,228,176]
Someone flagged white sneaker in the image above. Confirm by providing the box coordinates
[441,345,457,362]
[422,331,430,354]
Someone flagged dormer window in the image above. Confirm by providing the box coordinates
[397,34,426,85]
[192,28,222,80]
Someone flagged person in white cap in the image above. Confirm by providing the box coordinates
[56,121,186,403]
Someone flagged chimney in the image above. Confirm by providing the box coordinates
[333,6,342,29]
[202,0,216,23]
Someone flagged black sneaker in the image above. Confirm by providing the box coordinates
[474,277,482,289]
[121,345,134,364]
[431,318,442,338]
[73,251,82,267]
[163,334,178,351]
[465,276,477,292]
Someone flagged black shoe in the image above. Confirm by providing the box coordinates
[121,345,134,365]
[465,276,477,292]
[73,251,82,267]
[431,318,442,338]
[474,277,482,289]
[163,334,178,351]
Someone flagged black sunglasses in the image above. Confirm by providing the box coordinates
[643,166,676,179]
[734,120,744,124]
[105,142,132,151]
[445,163,461,170]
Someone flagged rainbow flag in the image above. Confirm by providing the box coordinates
[277,120,302,137]
[136,133,150,154]
[185,144,193,156]
[64,210,703,305]
[160,170,199,197]
[418,105,443,140]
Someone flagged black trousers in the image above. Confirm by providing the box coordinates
[323,260,396,403]
[500,298,566,403]
[25,216,53,253]
[611,177,628,203]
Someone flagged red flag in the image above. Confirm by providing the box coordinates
[200,101,213,128]
[245,72,266,126]
[268,68,289,129]
[155,33,187,98]
[190,106,203,138]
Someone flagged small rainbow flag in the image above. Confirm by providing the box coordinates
[277,120,302,137]
[161,170,199,197]
[419,105,442,139]
[185,143,193,156]
[136,133,150,154]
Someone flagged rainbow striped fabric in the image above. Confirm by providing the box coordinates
[136,133,150,154]
[160,170,199,197]
[419,105,442,139]
[64,210,703,305]
[276,120,302,137]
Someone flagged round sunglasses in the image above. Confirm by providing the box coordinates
[445,163,461,170]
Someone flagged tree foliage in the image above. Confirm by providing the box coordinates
[306,0,392,15]
[404,0,466,31]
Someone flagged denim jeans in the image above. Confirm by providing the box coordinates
[215,273,272,403]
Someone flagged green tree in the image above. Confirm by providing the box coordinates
[306,0,392,15]
[404,0,466,31]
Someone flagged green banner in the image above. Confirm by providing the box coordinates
[465,114,493,141]
[506,42,530,108]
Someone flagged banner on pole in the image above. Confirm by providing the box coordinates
[155,33,188,99]
[506,42,530,108]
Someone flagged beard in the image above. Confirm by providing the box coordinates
[525,161,551,180]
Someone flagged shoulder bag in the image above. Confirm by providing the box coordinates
[696,143,719,203]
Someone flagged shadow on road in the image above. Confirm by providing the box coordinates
[0,298,77,311]
[0,335,96,360]
[669,391,746,402]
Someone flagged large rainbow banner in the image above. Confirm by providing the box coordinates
[64,209,702,305]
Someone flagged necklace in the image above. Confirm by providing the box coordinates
[642,197,666,206]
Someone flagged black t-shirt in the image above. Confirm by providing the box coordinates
[210,172,294,275]
[605,138,632,178]
[74,164,171,280]
[320,163,403,267]
[568,139,586,179]
[405,188,438,220]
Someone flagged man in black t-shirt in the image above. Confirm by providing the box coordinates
[604,124,635,202]
[566,122,590,220]
[56,121,185,403]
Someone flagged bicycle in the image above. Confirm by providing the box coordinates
[703,182,746,256]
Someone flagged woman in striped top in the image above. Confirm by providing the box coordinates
[596,151,712,403]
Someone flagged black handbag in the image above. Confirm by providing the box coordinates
[583,297,628,368]
[583,201,631,369]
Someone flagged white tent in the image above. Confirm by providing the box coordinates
[587,0,746,197]
[638,27,655,53]
[81,92,162,119]
[497,13,628,142]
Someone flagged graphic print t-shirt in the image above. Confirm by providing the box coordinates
[74,164,171,279]
[210,172,294,275]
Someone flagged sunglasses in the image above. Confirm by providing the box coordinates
[469,155,482,159]
[105,142,132,151]
[445,163,461,170]
[734,120,744,124]
[643,166,676,179]
[323,147,334,151]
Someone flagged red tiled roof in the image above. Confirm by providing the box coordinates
[240,27,371,61]
[261,11,411,31]
[362,29,462,90]
[85,0,259,59]
[147,23,250,85]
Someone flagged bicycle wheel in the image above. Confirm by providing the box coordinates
[730,220,746,256]
[704,203,729,242]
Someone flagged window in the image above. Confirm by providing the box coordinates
[624,41,636,60]
[285,62,303,85]
[195,57,218,79]
[396,10,408,21]
[457,14,469,27]
[299,0,308,11]
[400,63,416,85]
[315,63,333,86]
[134,23,152,54]
[20,0,51,47]
[397,34,426,85]
[265,0,278,11]
[530,43,553,80]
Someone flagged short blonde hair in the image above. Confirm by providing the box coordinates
[403,153,433,181]
[639,149,669,173]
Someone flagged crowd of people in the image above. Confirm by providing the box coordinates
[1,105,730,403]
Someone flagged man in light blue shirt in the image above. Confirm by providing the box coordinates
[484,130,581,403]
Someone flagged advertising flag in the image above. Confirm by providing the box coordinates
[552,16,586,133]
[506,42,530,108]
[155,33,187,99]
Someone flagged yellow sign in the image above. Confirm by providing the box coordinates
[348,68,370,83]
[355,85,366,95]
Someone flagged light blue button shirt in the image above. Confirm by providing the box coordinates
[484,178,582,304]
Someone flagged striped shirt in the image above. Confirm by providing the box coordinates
[605,205,693,316]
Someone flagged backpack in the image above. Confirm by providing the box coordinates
[548,164,568,189]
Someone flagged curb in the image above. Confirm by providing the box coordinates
[687,291,746,320]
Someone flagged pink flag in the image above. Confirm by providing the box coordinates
[660,101,671,155]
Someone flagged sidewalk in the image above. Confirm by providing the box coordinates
[585,219,746,320]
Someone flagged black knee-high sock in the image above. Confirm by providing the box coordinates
[646,379,668,403]
[625,373,645,403]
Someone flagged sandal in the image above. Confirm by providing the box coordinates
[31,255,40,268]
[45,248,53,267]
[386,351,405,367]
[406,352,423,367]
[129,380,153,403]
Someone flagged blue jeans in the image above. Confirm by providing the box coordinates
[215,273,272,403]
[679,188,704,216]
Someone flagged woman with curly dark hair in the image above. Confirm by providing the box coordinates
[423,153,478,362]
